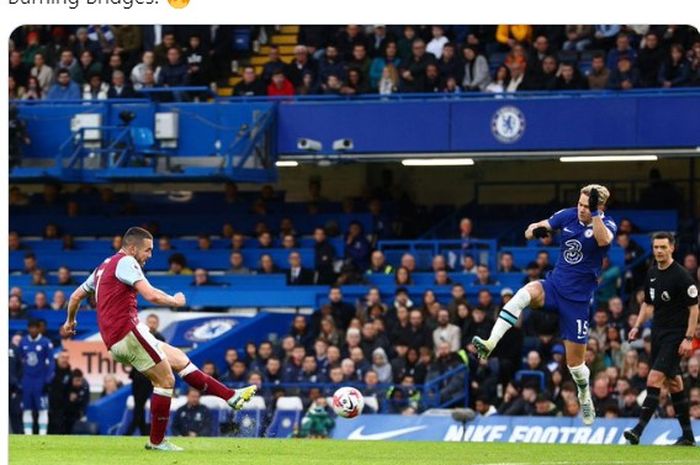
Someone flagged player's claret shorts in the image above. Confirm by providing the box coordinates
[109,322,166,373]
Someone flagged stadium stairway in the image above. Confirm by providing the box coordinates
[218,25,300,97]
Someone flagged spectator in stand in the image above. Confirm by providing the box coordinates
[433,308,461,353]
[593,25,622,50]
[587,53,610,90]
[607,32,638,70]
[498,252,520,273]
[426,26,449,59]
[495,25,533,50]
[101,53,125,84]
[233,66,267,97]
[527,35,551,72]
[369,41,401,92]
[64,369,90,434]
[257,231,273,248]
[9,295,27,320]
[608,55,641,90]
[130,50,160,90]
[107,70,136,99]
[485,65,510,93]
[437,42,462,83]
[336,25,368,62]
[506,61,528,92]
[267,69,295,96]
[563,25,593,51]
[341,67,370,95]
[260,45,285,83]
[394,266,413,286]
[286,251,315,285]
[78,70,109,100]
[318,44,346,86]
[46,69,80,100]
[536,251,554,276]
[287,45,317,88]
[344,221,371,272]
[167,252,193,275]
[153,32,178,66]
[406,310,433,350]
[32,269,47,286]
[396,26,417,62]
[183,34,211,92]
[72,27,100,62]
[172,388,212,437]
[23,252,39,275]
[348,44,371,80]
[400,38,436,93]
[461,254,477,274]
[258,254,279,275]
[10,50,30,89]
[555,62,589,90]
[159,47,189,99]
[658,43,690,87]
[461,45,490,91]
[421,63,441,92]
[683,253,699,281]
[54,49,81,83]
[57,266,74,285]
[475,289,498,317]
[51,290,66,310]
[76,50,102,84]
[377,64,400,94]
[30,52,53,95]
[474,264,498,286]
[531,55,558,90]
[191,268,212,287]
[636,32,664,87]
[230,233,245,251]
[312,227,336,285]
[366,250,393,275]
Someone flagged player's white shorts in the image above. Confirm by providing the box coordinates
[109,322,166,373]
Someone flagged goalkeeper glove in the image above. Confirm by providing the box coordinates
[588,188,600,217]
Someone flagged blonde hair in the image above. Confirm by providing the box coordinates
[580,184,610,207]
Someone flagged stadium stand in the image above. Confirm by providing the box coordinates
[9,24,700,438]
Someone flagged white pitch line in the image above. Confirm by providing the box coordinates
[475,461,698,465]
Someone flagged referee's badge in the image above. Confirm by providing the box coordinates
[661,291,671,302]
[689,285,698,299]
[650,288,655,300]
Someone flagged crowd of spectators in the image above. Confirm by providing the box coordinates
[9,181,700,435]
[9,25,700,102]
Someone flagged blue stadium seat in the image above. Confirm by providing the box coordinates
[265,397,303,438]
[232,396,266,437]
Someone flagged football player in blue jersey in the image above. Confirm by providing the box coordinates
[473,184,617,426]
[17,319,55,434]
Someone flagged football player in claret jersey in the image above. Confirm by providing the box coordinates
[63,227,257,451]
[473,184,617,426]
[624,232,699,446]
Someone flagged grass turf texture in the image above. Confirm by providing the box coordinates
[9,435,699,465]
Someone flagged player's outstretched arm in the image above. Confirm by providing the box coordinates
[63,285,89,337]
[525,219,552,240]
[134,280,186,308]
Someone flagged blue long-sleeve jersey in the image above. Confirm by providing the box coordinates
[17,334,55,385]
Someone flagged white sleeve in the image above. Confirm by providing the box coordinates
[115,256,146,287]
[80,270,96,293]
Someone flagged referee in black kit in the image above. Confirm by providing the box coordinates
[624,232,699,446]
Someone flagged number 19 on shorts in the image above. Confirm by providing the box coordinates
[576,319,589,339]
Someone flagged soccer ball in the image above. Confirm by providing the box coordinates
[332,386,364,419]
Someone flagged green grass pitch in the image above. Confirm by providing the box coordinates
[8,435,699,465]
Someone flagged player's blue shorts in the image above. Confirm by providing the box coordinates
[21,381,47,411]
[540,279,592,343]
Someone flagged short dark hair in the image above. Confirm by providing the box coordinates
[168,252,187,266]
[652,232,675,245]
[56,68,70,77]
[123,227,153,246]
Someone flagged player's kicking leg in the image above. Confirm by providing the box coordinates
[472,281,543,358]
[161,343,257,410]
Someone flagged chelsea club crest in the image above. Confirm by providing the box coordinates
[491,106,526,143]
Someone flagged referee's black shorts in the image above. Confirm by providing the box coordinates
[650,328,684,378]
